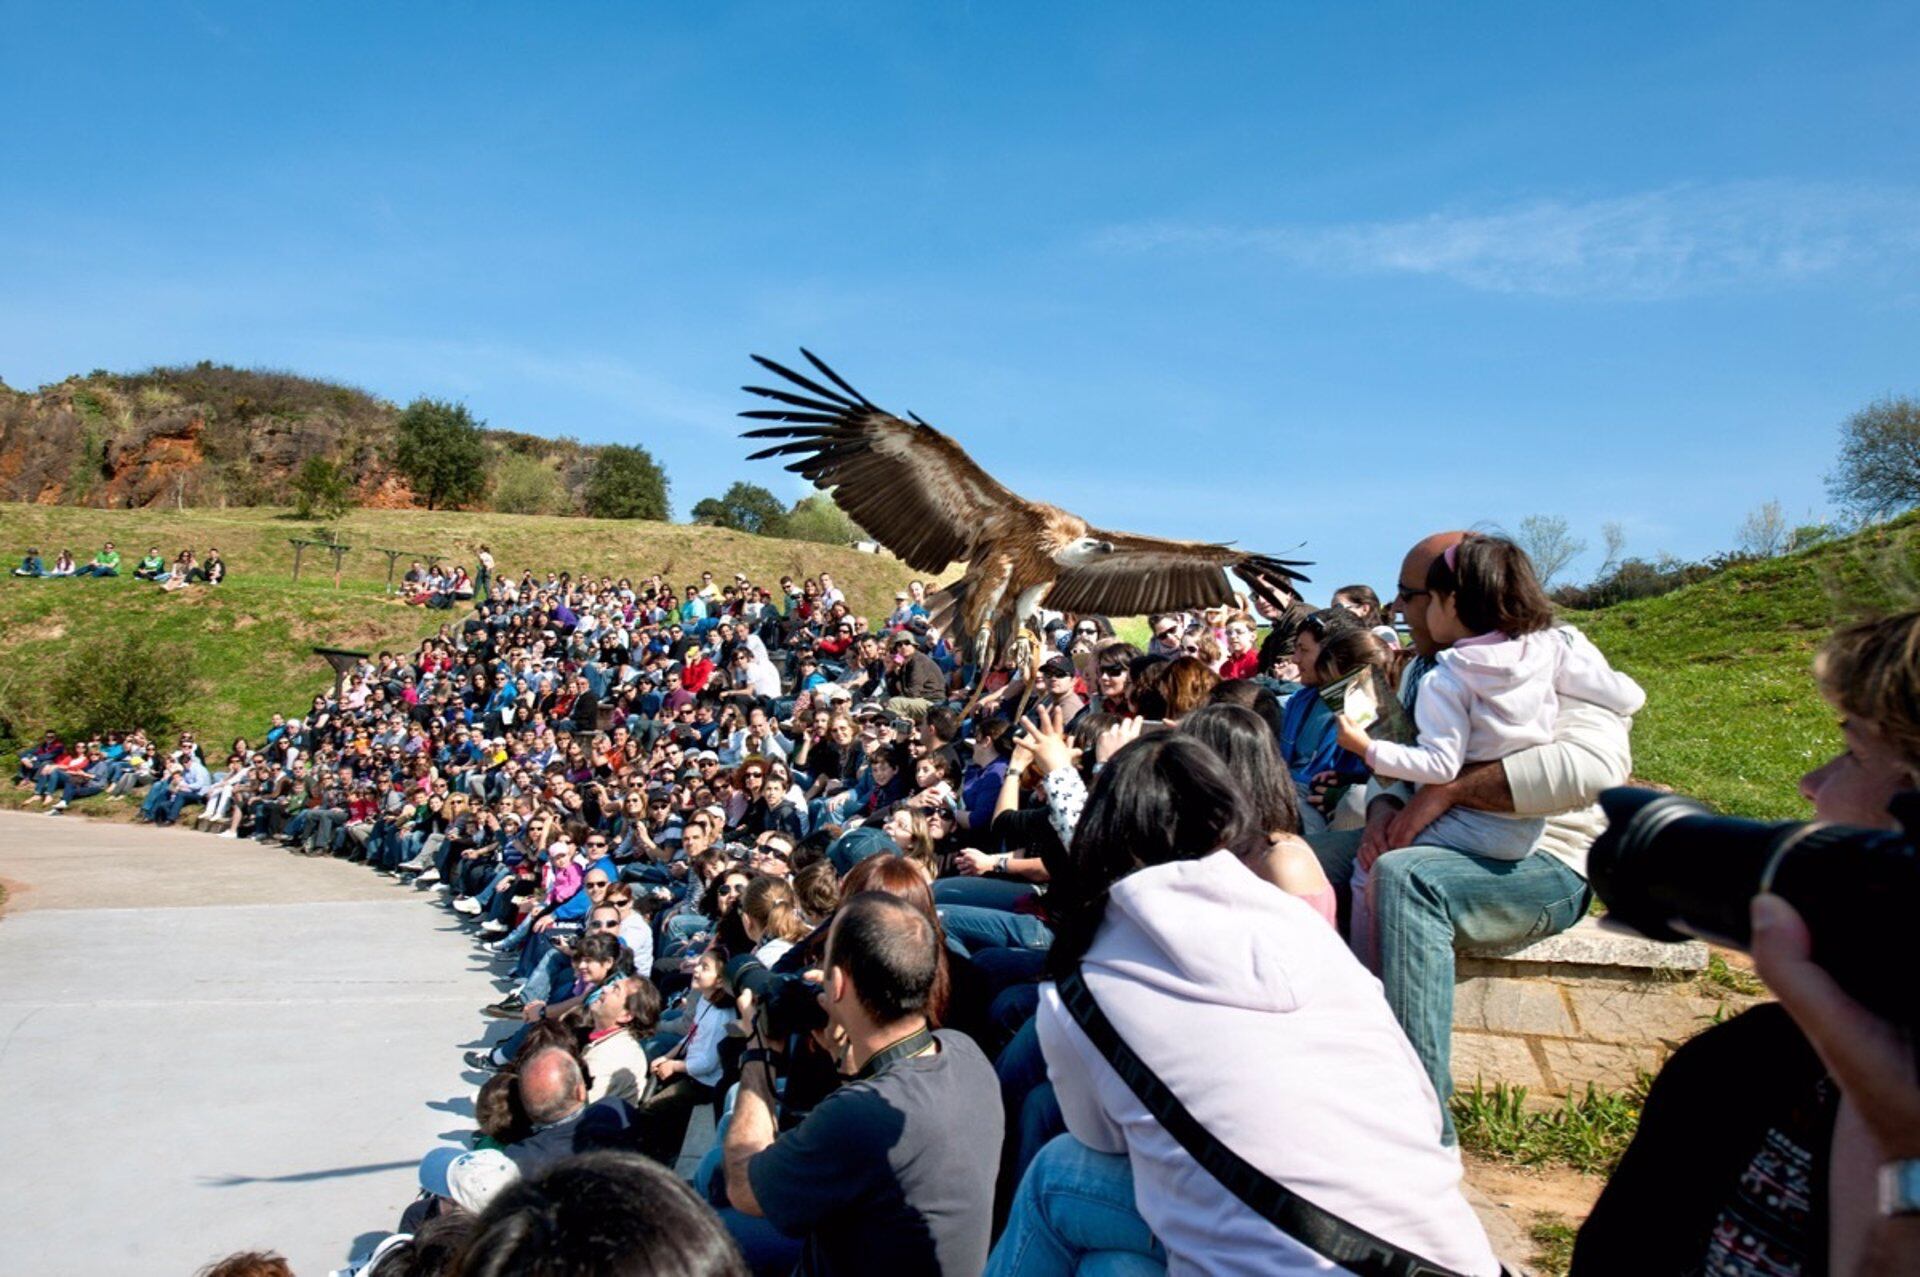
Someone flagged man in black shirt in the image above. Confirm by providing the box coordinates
[723,892,1001,1276]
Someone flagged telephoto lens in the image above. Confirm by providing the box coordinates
[1588,787,1920,1025]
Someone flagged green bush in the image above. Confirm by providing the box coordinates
[782,493,864,545]
[584,444,671,520]
[43,631,200,742]
[394,398,489,511]
[291,456,356,520]
[489,450,570,515]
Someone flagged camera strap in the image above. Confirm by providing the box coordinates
[1056,969,1469,1277]
[854,1024,936,1081]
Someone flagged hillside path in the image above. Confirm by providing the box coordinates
[0,811,503,1277]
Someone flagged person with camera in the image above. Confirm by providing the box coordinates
[720,891,1002,1277]
[1574,609,1920,1276]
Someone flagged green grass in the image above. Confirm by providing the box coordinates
[1527,1214,1579,1277]
[1450,1079,1646,1176]
[0,503,928,756]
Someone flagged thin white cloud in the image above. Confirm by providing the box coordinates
[1095,181,1920,299]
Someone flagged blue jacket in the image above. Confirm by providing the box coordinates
[1277,688,1367,789]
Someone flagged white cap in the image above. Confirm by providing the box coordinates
[419,1145,519,1213]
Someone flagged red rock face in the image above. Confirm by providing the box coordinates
[0,370,592,511]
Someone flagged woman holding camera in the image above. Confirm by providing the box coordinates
[1575,610,1920,1276]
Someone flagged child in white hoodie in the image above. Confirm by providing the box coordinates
[1336,535,1644,962]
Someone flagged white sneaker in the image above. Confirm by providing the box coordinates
[217,830,237,839]
[452,897,482,915]
[479,920,509,937]
[48,800,67,814]
[414,868,442,886]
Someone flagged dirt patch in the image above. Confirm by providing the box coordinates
[1464,1158,1602,1271]
[232,613,260,629]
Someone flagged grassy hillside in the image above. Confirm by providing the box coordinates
[1576,516,1920,819]
[0,504,925,756]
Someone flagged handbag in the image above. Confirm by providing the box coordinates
[1055,968,1498,1277]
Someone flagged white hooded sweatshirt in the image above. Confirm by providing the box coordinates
[1037,851,1500,1276]
[1366,625,1644,788]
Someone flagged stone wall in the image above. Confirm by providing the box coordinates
[1450,918,1760,1099]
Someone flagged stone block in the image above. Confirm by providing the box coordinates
[1450,1032,1546,1092]
[1565,984,1726,1047]
[1476,979,1575,1037]
[1537,1038,1666,1092]
[1459,916,1707,972]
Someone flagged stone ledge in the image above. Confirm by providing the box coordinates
[1459,916,1706,972]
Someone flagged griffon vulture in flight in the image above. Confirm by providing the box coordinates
[741,350,1310,667]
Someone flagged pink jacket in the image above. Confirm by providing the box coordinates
[1037,850,1499,1276]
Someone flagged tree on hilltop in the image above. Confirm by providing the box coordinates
[691,481,788,536]
[1828,396,1920,522]
[393,399,488,511]
[584,444,671,520]
[1515,514,1586,587]
[782,493,866,546]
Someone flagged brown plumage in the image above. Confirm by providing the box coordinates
[741,349,1309,662]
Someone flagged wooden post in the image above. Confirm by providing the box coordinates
[328,543,348,589]
[289,540,306,583]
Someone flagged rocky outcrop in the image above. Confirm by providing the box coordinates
[0,365,599,510]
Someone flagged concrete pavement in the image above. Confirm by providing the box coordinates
[0,812,506,1276]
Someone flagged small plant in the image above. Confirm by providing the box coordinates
[1528,1213,1579,1277]
[1450,1078,1646,1176]
[44,631,200,743]
[1700,950,1766,998]
[291,456,356,520]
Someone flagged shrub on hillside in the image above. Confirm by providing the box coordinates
[782,493,865,546]
[44,632,199,743]
[291,456,357,520]
[584,445,671,521]
[490,451,570,515]
[394,399,489,511]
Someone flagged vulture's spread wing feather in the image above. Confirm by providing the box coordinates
[741,350,1020,573]
[1046,529,1312,617]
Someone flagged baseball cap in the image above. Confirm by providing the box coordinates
[1040,655,1074,677]
[419,1146,519,1213]
[827,825,896,876]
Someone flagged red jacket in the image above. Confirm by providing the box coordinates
[1219,649,1261,681]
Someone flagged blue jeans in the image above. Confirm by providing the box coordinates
[1370,842,1590,1142]
[939,903,1053,955]
[933,876,1040,911]
[987,1136,1166,1277]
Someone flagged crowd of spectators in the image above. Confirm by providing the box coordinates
[29,529,1911,1277]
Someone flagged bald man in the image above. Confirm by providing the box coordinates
[507,1046,632,1175]
[1308,530,1635,1142]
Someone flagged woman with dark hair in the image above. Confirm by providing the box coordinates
[1277,608,1386,836]
[1090,641,1141,714]
[989,733,1498,1277]
[1179,703,1336,926]
[1332,583,1387,629]
[460,1150,747,1277]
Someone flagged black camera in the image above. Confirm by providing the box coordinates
[723,954,828,1039]
[1589,786,1920,1024]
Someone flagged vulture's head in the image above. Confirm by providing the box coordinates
[1057,536,1116,567]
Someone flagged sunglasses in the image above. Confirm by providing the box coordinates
[718,884,742,897]
[588,918,620,929]
[1098,664,1127,677]
[585,879,611,889]
[1153,628,1178,641]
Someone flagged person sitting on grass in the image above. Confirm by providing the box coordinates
[132,545,166,580]
[45,548,76,577]
[74,541,120,577]
[12,546,44,577]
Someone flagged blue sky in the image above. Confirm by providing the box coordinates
[3,2,1917,597]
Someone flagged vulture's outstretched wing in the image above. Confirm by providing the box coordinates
[1045,529,1311,617]
[741,351,1021,573]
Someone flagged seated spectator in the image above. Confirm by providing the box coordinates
[74,541,120,577]
[582,976,661,1105]
[721,892,1002,1276]
[505,1046,632,1175]
[992,732,1498,1276]
[1276,609,1383,834]
[45,547,76,576]
[458,1151,747,1276]
[131,545,166,580]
